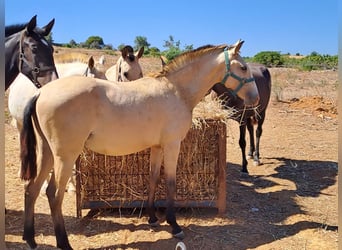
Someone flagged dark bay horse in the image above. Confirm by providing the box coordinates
[5,15,58,90]
[212,63,271,173]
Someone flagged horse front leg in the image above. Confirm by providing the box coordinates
[147,146,163,226]
[46,158,74,250]
[239,124,248,173]
[163,141,184,239]
[253,112,265,166]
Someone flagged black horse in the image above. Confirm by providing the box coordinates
[212,63,271,173]
[5,15,58,90]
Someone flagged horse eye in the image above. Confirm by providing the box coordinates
[31,45,38,53]
[241,65,247,71]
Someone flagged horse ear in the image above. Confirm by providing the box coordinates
[26,15,37,34]
[232,39,244,54]
[88,56,95,69]
[40,18,55,36]
[160,55,168,67]
[136,47,144,59]
[121,48,127,58]
[99,55,105,65]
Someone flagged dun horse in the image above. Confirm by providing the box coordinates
[5,15,58,90]
[105,45,144,81]
[20,40,259,249]
[212,63,271,173]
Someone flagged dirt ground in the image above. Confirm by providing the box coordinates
[4,50,338,249]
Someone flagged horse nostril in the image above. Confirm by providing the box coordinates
[123,72,128,78]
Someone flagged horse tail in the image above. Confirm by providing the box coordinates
[20,93,40,181]
[263,66,272,90]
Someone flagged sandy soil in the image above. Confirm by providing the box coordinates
[4,50,338,250]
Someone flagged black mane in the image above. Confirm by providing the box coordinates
[5,23,27,37]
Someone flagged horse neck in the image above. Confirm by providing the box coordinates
[55,62,88,78]
[5,33,20,89]
[167,53,226,110]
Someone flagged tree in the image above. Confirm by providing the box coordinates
[134,36,150,51]
[117,44,126,51]
[163,35,180,49]
[163,35,182,61]
[69,39,77,47]
[85,36,104,49]
[148,47,161,57]
[253,51,284,67]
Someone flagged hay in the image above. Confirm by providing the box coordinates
[76,95,228,213]
[192,94,235,128]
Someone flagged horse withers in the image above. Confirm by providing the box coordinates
[212,63,271,173]
[105,45,144,81]
[5,15,58,90]
[20,40,259,249]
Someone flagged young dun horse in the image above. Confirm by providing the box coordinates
[211,63,271,173]
[20,40,259,249]
[5,15,58,90]
[105,45,144,81]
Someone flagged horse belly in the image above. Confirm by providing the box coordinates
[85,124,160,156]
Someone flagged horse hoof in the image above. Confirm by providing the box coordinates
[173,230,185,240]
[253,160,260,166]
[149,221,159,227]
[240,169,249,175]
[25,240,37,249]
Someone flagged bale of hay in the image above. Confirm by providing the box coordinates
[76,96,231,217]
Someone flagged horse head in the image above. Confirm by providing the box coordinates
[16,15,58,88]
[84,56,107,79]
[117,45,144,81]
[221,39,259,107]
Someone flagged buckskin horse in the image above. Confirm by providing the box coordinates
[212,62,271,173]
[105,45,144,81]
[20,40,259,249]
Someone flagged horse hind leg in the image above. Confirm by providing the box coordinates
[147,146,163,226]
[46,156,74,250]
[239,124,249,173]
[23,139,53,248]
[253,112,266,166]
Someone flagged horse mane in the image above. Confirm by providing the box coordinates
[152,44,227,78]
[5,23,27,37]
[54,52,92,64]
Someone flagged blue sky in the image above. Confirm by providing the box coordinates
[5,0,338,57]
